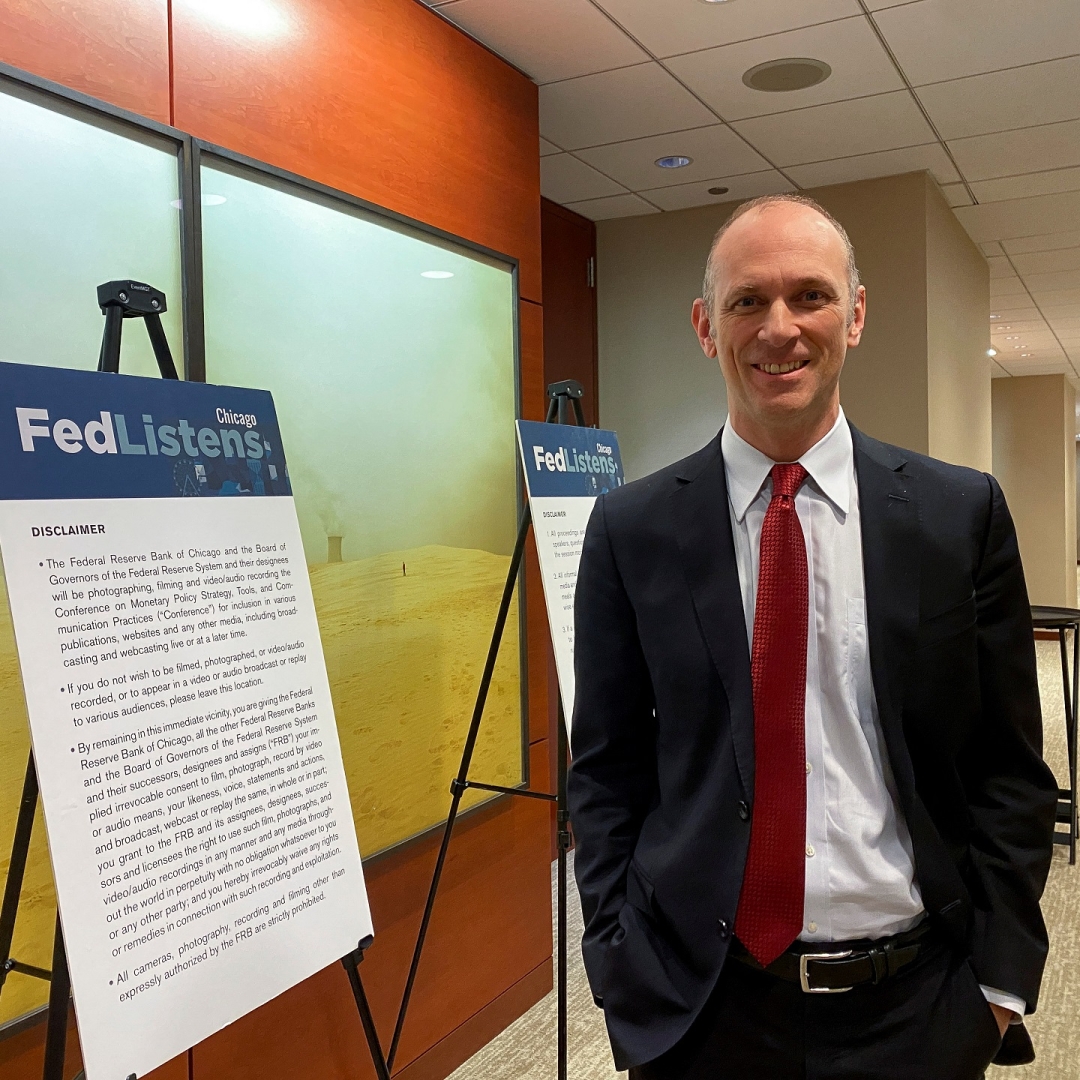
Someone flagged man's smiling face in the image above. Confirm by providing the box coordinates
[692,201,865,452]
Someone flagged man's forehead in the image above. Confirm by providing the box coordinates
[712,206,848,279]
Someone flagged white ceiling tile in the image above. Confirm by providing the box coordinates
[990,279,1026,300]
[785,142,958,188]
[997,331,1061,349]
[731,91,934,167]
[1020,270,1080,295]
[539,63,717,150]
[1003,231,1080,256]
[1034,289,1080,308]
[986,256,1012,279]
[873,0,1080,85]
[574,125,771,190]
[1012,249,1080,275]
[992,320,1049,335]
[540,137,563,157]
[540,154,627,203]
[969,167,1080,205]
[1000,361,1070,376]
[953,191,1080,243]
[438,0,647,84]
[980,241,1006,257]
[1039,305,1080,321]
[640,170,796,211]
[948,120,1080,183]
[989,305,1041,320]
[593,0,860,60]
[564,192,660,220]
[942,183,973,208]
[665,17,903,122]
[915,57,1080,141]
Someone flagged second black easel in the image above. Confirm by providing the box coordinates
[387,380,587,1080]
[0,281,391,1080]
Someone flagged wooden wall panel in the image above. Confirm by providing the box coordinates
[0,0,170,123]
[540,199,598,424]
[191,740,551,1080]
[171,0,542,302]
[0,1010,187,1080]
[0,2,548,1076]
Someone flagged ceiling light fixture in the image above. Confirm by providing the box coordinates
[421,270,454,279]
[987,348,998,357]
[990,314,1001,319]
[743,57,832,93]
[656,155,692,169]
[708,186,730,195]
[699,0,734,4]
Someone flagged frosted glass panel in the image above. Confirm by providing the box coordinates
[201,160,522,858]
[0,85,184,375]
[0,85,185,1027]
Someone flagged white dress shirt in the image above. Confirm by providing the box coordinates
[721,409,1023,1017]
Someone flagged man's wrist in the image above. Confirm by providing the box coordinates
[980,984,1025,1022]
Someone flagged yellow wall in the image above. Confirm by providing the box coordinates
[992,374,1078,607]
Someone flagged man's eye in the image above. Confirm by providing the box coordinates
[804,290,826,302]
[734,297,758,308]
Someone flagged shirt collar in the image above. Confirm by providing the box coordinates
[720,408,853,523]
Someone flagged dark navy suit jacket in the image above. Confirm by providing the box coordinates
[567,425,1057,1071]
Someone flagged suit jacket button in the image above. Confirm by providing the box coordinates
[717,918,731,938]
[737,801,750,821]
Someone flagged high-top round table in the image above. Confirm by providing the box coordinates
[1031,605,1080,864]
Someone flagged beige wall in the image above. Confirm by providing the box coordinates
[925,178,994,471]
[992,375,1078,607]
[596,171,991,479]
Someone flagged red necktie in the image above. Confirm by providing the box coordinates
[734,463,809,966]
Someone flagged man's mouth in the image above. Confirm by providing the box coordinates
[752,358,809,375]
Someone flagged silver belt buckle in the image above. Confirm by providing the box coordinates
[799,950,854,993]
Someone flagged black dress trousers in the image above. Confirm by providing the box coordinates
[628,938,1004,1080]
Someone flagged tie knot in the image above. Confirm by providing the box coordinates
[770,462,807,499]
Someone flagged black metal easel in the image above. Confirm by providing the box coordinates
[387,380,587,1080]
[0,282,391,1080]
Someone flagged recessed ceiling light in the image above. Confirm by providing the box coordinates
[743,57,832,93]
[421,271,454,279]
[699,0,734,4]
[990,314,1001,319]
[708,186,730,195]
[987,348,998,357]
[656,155,692,169]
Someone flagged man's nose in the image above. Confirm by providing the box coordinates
[758,300,799,347]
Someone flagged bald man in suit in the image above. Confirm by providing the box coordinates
[568,194,1056,1079]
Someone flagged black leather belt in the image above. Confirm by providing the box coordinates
[731,920,934,994]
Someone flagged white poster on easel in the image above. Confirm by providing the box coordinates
[0,362,372,1080]
[515,421,624,722]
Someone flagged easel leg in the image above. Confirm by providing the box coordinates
[341,948,391,1080]
[42,914,70,1080]
[387,503,534,1071]
[0,752,38,993]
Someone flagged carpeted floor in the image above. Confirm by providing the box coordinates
[449,638,1078,1080]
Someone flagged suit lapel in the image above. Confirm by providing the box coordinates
[670,436,755,799]
[852,425,921,801]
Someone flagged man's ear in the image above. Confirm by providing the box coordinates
[847,285,866,348]
[691,298,718,359]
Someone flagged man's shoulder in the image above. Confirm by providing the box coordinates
[600,436,721,521]
[852,426,994,504]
